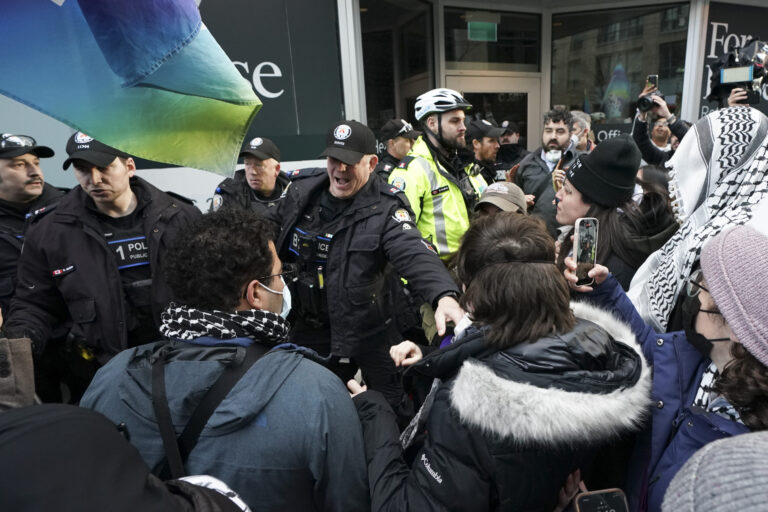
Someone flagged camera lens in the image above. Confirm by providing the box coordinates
[637,95,653,112]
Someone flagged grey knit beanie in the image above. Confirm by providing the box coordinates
[700,224,768,367]
[663,432,768,511]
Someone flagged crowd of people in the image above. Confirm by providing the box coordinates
[1,76,767,512]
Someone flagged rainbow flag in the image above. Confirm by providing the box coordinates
[0,0,261,174]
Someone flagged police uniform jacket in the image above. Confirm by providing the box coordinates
[264,173,459,357]
[374,152,401,181]
[210,169,291,214]
[7,177,201,363]
[0,183,65,314]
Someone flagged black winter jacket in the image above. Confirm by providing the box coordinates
[374,152,402,181]
[264,174,459,357]
[210,168,291,215]
[353,302,651,512]
[631,116,689,167]
[0,183,65,314]
[515,149,559,237]
[7,178,201,363]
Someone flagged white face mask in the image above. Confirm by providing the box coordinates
[258,276,292,319]
[545,149,562,163]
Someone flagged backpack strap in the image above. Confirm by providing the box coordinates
[152,342,270,479]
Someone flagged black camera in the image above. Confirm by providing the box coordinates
[637,90,663,112]
[708,39,768,106]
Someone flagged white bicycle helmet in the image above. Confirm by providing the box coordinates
[414,88,472,121]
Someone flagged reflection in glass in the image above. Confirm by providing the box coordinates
[551,4,688,126]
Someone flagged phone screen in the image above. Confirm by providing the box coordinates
[646,74,658,88]
[574,217,598,286]
[575,489,629,512]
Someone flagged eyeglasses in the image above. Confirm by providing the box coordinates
[241,269,297,300]
[687,269,724,317]
[686,269,709,297]
[257,268,297,283]
[0,134,36,150]
[654,121,669,127]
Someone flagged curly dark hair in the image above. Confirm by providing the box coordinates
[163,210,275,311]
[455,213,575,348]
[716,343,768,431]
[543,107,573,129]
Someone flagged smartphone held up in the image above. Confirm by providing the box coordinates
[573,217,598,286]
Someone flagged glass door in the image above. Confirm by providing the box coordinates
[445,75,541,151]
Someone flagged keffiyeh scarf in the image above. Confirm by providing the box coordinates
[159,302,289,344]
[628,107,768,331]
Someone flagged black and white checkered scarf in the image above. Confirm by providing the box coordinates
[628,107,768,331]
[159,302,289,344]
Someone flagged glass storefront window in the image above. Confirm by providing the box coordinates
[444,8,540,72]
[361,0,433,131]
[551,4,689,131]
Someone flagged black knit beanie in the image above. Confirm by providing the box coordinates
[566,134,641,207]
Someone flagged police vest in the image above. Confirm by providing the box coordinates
[388,140,486,259]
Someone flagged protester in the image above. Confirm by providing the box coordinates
[569,110,594,152]
[210,137,291,214]
[473,181,529,217]
[632,85,689,166]
[566,223,768,512]
[554,135,677,290]
[515,107,572,237]
[264,120,462,409]
[388,88,488,260]
[663,432,768,512]
[350,213,650,511]
[629,106,768,332]
[374,119,421,181]
[81,210,369,511]
[0,405,250,512]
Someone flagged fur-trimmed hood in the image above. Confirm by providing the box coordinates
[449,301,651,445]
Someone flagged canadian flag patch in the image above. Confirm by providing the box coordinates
[51,265,75,277]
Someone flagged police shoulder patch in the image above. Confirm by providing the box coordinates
[392,208,411,223]
[212,194,224,212]
[391,176,407,191]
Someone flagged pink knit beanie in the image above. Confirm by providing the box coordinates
[701,225,768,367]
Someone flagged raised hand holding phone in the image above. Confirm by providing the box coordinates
[573,217,598,286]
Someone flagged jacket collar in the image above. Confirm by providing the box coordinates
[448,301,652,445]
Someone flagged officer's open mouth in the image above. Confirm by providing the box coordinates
[335,177,350,186]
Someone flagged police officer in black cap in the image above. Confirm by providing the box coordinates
[264,120,463,407]
[5,132,200,400]
[374,119,421,181]
[464,119,506,183]
[0,134,66,314]
[210,136,292,215]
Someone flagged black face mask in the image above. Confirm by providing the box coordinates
[681,293,730,358]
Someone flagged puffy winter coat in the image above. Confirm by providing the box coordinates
[353,301,651,511]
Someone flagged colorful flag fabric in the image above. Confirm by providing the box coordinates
[0,0,261,174]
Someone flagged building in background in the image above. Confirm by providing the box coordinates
[2,0,765,206]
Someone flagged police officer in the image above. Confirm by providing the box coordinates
[0,134,65,314]
[6,132,200,398]
[387,88,488,261]
[264,120,463,407]
[465,119,506,183]
[374,119,421,181]
[210,137,291,214]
